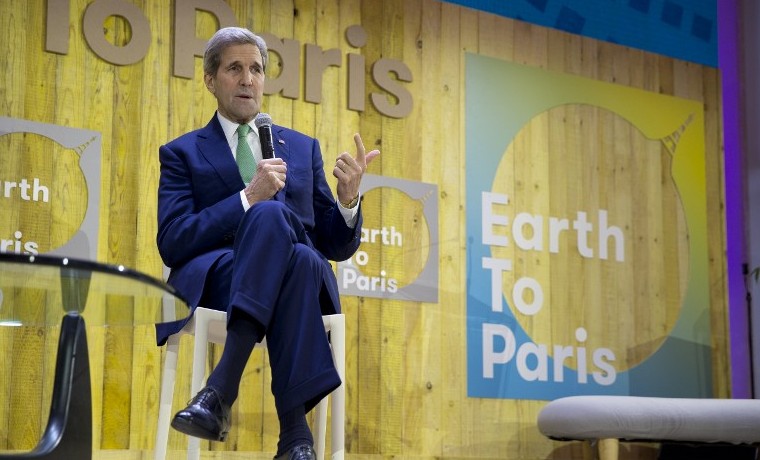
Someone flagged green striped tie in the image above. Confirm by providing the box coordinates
[236,124,255,183]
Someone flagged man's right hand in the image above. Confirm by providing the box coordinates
[244,158,287,205]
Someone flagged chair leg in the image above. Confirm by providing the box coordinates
[186,315,210,460]
[330,315,346,460]
[155,333,180,460]
[598,438,619,460]
[313,396,328,460]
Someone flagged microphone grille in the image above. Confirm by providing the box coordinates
[254,113,272,128]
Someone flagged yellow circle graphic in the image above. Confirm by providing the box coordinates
[490,104,689,372]
[0,132,88,254]
[358,187,430,289]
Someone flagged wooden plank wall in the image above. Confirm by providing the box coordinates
[0,0,728,459]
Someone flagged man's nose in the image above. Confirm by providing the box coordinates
[241,69,254,86]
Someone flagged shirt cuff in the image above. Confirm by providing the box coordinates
[240,190,251,212]
[338,193,360,228]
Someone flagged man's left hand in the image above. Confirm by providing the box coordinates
[333,133,380,208]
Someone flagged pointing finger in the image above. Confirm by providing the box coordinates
[353,133,366,164]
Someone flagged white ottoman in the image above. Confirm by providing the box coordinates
[537,395,760,460]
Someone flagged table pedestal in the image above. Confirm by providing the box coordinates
[1,313,92,459]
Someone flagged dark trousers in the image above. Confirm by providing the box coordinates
[203,201,341,415]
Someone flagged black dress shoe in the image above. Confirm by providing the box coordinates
[171,386,231,441]
[273,443,316,460]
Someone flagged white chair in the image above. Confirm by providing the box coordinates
[154,306,346,460]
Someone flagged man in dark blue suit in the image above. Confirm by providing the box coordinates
[156,27,378,460]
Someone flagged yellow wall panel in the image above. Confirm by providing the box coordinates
[0,1,727,459]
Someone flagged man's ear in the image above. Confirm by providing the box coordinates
[204,74,215,93]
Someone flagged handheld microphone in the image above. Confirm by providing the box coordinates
[254,113,275,159]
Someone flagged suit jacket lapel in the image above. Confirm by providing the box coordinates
[197,115,244,193]
[272,125,289,202]
[272,125,290,162]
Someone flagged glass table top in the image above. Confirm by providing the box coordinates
[0,252,189,326]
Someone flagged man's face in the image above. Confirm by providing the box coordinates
[204,43,265,124]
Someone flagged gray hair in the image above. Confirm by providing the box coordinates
[203,27,269,76]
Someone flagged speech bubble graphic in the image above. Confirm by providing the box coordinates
[0,117,101,260]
